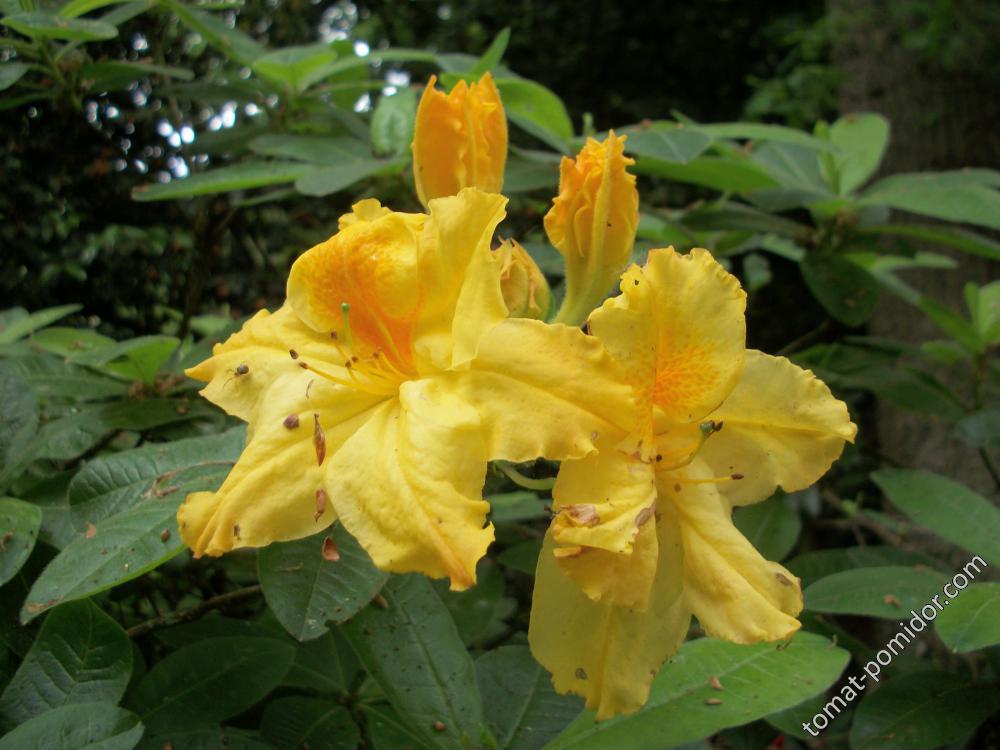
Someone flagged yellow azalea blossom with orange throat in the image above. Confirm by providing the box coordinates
[529,247,857,718]
[177,188,635,591]
[411,73,507,207]
[545,131,639,326]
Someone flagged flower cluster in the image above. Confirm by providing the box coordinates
[179,74,856,718]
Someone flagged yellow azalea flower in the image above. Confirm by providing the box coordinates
[497,239,551,320]
[411,73,507,207]
[545,131,639,326]
[529,247,856,718]
[178,188,635,591]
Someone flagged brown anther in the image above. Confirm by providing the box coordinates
[655,454,663,462]
[321,536,340,561]
[633,278,639,285]
[575,667,588,680]
[708,675,723,690]
[235,363,249,376]
[299,361,309,369]
[705,698,723,706]
[283,414,300,430]
[159,528,171,543]
[563,504,600,527]
[344,360,352,369]
[314,488,328,521]
[351,356,359,363]
[313,414,326,465]
[673,483,681,492]
[433,721,446,733]
[730,473,744,480]
[330,331,338,340]
[373,593,389,609]
[289,349,299,359]
[715,420,724,431]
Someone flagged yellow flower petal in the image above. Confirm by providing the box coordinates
[337,198,392,230]
[324,377,493,590]
[555,518,659,610]
[663,460,803,643]
[551,445,655,555]
[546,132,639,325]
[287,204,425,373]
[177,374,385,557]
[439,317,638,463]
[529,513,690,720]
[185,305,348,422]
[697,350,857,506]
[412,73,507,207]
[412,188,509,371]
[497,239,551,320]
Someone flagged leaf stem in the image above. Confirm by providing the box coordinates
[126,584,262,639]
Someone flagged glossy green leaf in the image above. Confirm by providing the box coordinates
[341,574,487,750]
[1,354,128,401]
[497,539,540,575]
[956,408,1000,448]
[495,77,573,152]
[69,334,178,383]
[828,113,889,193]
[934,583,1000,652]
[0,367,38,487]
[800,254,879,326]
[0,305,80,344]
[164,0,262,66]
[132,162,315,201]
[129,636,295,733]
[435,564,515,648]
[0,498,42,587]
[249,134,370,165]
[0,63,28,92]
[294,159,392,197]
[364,704,433,750]
[633,156,779,193]
[695,122,836,151]
[839,365,965,420]
[1,12,117,41]
[849,670,1000,750]
[804,566,947,618]
[858,223,1000,262]
[253,43,341,93]
[751,141,829,192]
[488,491,547,524]
[504,153,559,192]
[787,546,941,588]
[135,727,270,750]
[861,173,1000,230]
[257,526,388,641]
[732,495,801,561]
[0,702,143,750]
[476,646,582,750]
[371,87,418,157]
[547,632,849,750]
[282,629,359,695]
[0,600,131,731]
[468,27,510,76]
[58,0,139,18]
[624,126,712,164]
[67,428,241,530]
[871,469,1000,563]
[80,61,193,91]
[260,696,360,750]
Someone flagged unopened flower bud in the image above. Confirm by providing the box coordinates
[498,240,551,320]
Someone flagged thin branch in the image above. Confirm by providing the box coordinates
[822,489,904,547]
[126,585,262,639]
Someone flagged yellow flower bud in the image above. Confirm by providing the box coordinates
[411,73,508,207]
[544,131,639,325]
[498,239,551,320]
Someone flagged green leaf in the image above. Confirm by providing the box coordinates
[0,702,143,750]
[69,334,179,383]
[80,61,193,92]
[1,354,127,402]
[341,575,487,749]
[871,469,1000,563]
[0,498,42,587]
[504,153,559,192]
[546,632,849,750]
[257,527,388,641]
[0,600,131,731]
[58,0,139,18]
[497,539,540,575]
[849,670,1000,750]
[67,427,244,530]
[135,728,270,750]
[1,12,116,41]
[861,173,1000,230]
[623,126,712,164]
[21,466,230,621]
[364,704,433,750]
[828,113,889,193]
[253,43,341,94]
[732,495,801,561]
[0,367,38,487]
[838,366,965,420]
[163,0,262,67]
[26,327,115,357]
[260,697,360,750]
[129,636,295,733]
[786,546,941,588]
[968,280,1000,345]
[751,141,829,192]
[294,159,393,197]
[371,87,418,157]
[857,223,1000,262]
[0,62,28,92]
[249,134,371,165]
[804,566,947,618]
[956,408,1000,448]
[476,646,582,750]
[633,156,779,193]
[488,491,547,524]
[695,122,836,151]
[800,254,879,326]
[435,564,515,648]
[918,296,980,352]
[934,583,1000,653]
[494,78,573,152]
[0,305,81,344]
[133,162,316,202]
[468,27,510,77]
[282,629,359,695]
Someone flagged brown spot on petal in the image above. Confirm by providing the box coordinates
[283,414,300,429]
[730,473,744,480]
[774,572,793,587]
[321,536,340,561]
[313,414,326,465]
[233,523,241,538]
[563,504,600,527]
[636,505,655,527]
[575,667,588,680]
[289,349,299,359]
[314,488,328,521]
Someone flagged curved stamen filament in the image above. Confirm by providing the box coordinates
[654,420,722,472]
[298,360,396,397]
